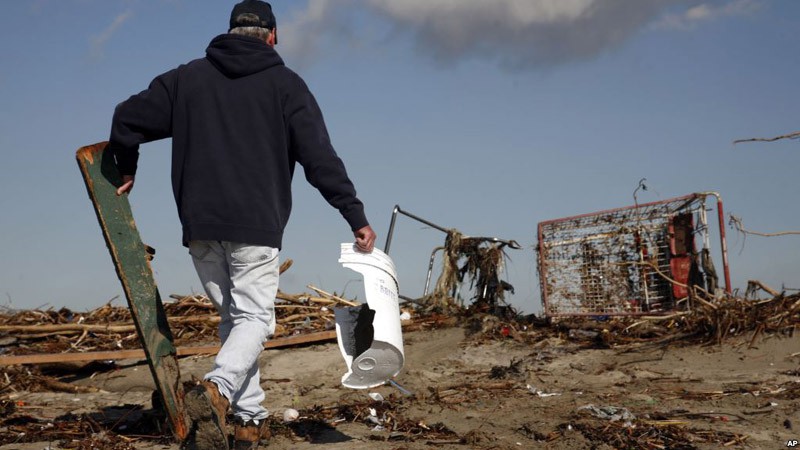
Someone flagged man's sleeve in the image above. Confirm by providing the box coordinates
[285,78,369,232]
[108,73,175,176]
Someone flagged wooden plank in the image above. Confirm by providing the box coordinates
[0,315,222,334]
[76,142,188,440]
[0,317,451,367]
[0,330,338,366]
[262,330,337,348]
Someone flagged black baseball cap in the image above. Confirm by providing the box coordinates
[229,0,277,31]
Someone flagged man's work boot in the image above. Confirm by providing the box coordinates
[184,380,230,450]
[233,418,269,450]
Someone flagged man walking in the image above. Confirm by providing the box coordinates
[108,1,376,448]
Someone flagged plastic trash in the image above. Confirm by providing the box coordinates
[282,408,299,422]
[335,244,405,389]
[526,384,562,397]
[388,379,414,396]
[578,404,635,427]
[369,409,380,421]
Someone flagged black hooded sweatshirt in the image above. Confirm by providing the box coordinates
[108,34,368,249]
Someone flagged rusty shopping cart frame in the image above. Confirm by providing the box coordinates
[537,192,731,318]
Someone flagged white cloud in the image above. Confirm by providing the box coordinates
[686,4,713,20]
[90,10,133,60]
[365,0,596,25]
[278,1,339,69]
[655,0,761,30]
[278,0,760,71]
[362,0,649,68]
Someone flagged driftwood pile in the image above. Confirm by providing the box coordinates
[1,274,796,363]
[0,257,377,397]
[0,261,364,358]
[461,282,800,350]
[0,284,453,448]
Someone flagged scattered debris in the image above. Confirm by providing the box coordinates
[0,405,167,449]
[526,384,561,398]
[489,358,524,379]
[430,230,520,317]
[455,287,800,350]
[382,205,521,316]
[568,421,748,449]
[578,404,636,426]
[265,396,464,444]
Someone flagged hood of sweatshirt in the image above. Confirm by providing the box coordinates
[206,34,284,79]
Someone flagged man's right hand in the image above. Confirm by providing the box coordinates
[116,175,135,196]
[354,225,377,253]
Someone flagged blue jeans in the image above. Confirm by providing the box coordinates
[189,240,279,422]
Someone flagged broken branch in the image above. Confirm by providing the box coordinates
[307,285,359,307]
[729,214,800,237]
[733,130,800,144]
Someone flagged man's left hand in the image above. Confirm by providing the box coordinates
[354,225,376,253]
[116,175,135,196]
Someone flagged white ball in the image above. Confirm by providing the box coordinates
[283,408,300,422]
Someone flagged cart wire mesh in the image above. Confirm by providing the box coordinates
[537,194,708,317]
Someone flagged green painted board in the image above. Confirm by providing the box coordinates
[76,142,188,440]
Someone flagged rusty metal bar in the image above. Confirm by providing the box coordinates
[537,193,701,228]
[704,192,732,294]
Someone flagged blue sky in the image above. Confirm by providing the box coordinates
[0,0,798,313]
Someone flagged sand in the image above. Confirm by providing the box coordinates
[1,323,799,449]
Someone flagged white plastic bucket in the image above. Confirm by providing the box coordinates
[335,243,405,389]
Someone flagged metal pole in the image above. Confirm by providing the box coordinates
[697,192,732,295]
[423,247,445,297]
[396,207,449,233]
[383,205,450,254]
[383,205,401,254]
[537,222,550,316]
[714,196,732,294]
